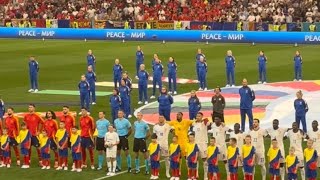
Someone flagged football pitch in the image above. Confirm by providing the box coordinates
[0,39,319,180]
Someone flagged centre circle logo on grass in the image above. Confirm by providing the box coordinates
[135,81,320,129]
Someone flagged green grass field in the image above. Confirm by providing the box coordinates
[0,39,319,180]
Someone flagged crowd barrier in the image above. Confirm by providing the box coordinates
[0,27,319,44]
[1,19,320,32]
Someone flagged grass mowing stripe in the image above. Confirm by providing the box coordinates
[92,160,165,180]
[36,90,112,96]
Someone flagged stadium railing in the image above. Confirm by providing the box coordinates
[1,19,320,32]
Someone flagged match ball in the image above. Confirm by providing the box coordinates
[105,141,112,148]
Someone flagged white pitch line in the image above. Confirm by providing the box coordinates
[92,160,165,180]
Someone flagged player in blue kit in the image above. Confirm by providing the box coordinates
[85,66,97,105]
[28,56,40,92]
[151,58,163,99]
[122,72,132,90]
[196,49,206,82]
[109,89,121,124]
[188,90,201,120]
[294,90,309,132]
[257,51,267,84]
[157,87,173,121]
[87,50,96,72]
[152,54,161,67]
[293,51,303,81]
[198,56,208,91]
[135,46,144,78]
[78,75,90,112]
[119,79,132,118]
[113,59,123,88]
[225,50,236,87]
[239,79,255,132]
[167,57,178,95]
[137,64,149,105]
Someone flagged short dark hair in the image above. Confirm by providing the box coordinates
[210,137,216,140]
[63,106,69,109]
[197,112,203,116]
[151,133,158,139]
[7,107,14,111]
[21,122,26,127]
[81,107,88,111]
[73,126,79,129]
[230,138,237,143]
[245,135,251,138]
[29,104,35,108]
[272,138,277,142]
[254,118,260,123]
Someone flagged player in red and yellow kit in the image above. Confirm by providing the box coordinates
[79,108,95,169]
[207,137,220,180]
[55,122,69,170]
[23,104,44,164]
[17,122,31,168]
[228,138,239,180]
[169,135,181,179]
[44,110,59,167]
[39,130,51,169]
[70,126,82,172]
[186,133,199,180]
[4,107,20,165]
[148,133,161,179]
[267,139,283,180]
[242,135,255,180]
[304,139,318,180]
[60,106,75,142]
[286,147,299,180]
[1,128,11,168]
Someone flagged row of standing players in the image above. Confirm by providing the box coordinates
[0,103,317,180]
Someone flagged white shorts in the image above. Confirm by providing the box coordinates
[160,146,169,157]
[106,147,117,158]
[296,153,304,167]
[198,143,208,159]
[217,145,227,161]
[255,151,266,166]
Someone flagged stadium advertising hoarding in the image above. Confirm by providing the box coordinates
[0,27,319,44]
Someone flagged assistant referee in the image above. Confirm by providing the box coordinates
[133,112,151,174]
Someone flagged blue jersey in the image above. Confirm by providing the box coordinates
[225,56,236,69]
[196,53,205,69]
[138,70,149,85]
[258,55,267,67]
[119,85,130,100]
[78,81,90,93]
[153,62,163,77]
[158,93,174,107]
[29,60,39,74]
[109,95,121,108]
[114,118,131,136]
[239,86,255,109]
[294,99,308,115]
[113,64,123,77]
[198,61,207,73]
[188,96,201,112]
[294,55,302,67]
[134,120,150,138]
[167,61,177,75]
[87,54,96,66]
[136,50,144,63]
[85,71,96,85]
[96,119,110,138]
[122,77,132,90]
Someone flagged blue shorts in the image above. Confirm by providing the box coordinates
[31,136,40,147]
[229,165,238,173]
[243,164,254,174]
[2,150,10,157]
[170,161,179,169]
[41,153,50,159]
[21,148,29,156]
[150,160,160,169]
[50,138,57,150]
[72,152,81,161]
[81,137,94,149]
[208,164,219,173]
[287,173,297,180]
[59,148,68,157]
[269,168,280,176]
[187,161,197,169]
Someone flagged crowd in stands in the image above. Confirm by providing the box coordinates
[0,0,319,23]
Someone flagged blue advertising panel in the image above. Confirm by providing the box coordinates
[0,27,319,44]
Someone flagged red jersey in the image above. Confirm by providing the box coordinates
[44,119,58,138]
[60,114,75,137]
[5,115,20,138]
[24,113,44,136]
[80,115,95,138]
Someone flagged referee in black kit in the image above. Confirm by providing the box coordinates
[211,86,226,122]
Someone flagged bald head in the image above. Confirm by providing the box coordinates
[242,78,248,86]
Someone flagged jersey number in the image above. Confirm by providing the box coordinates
[253,138,257,142]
